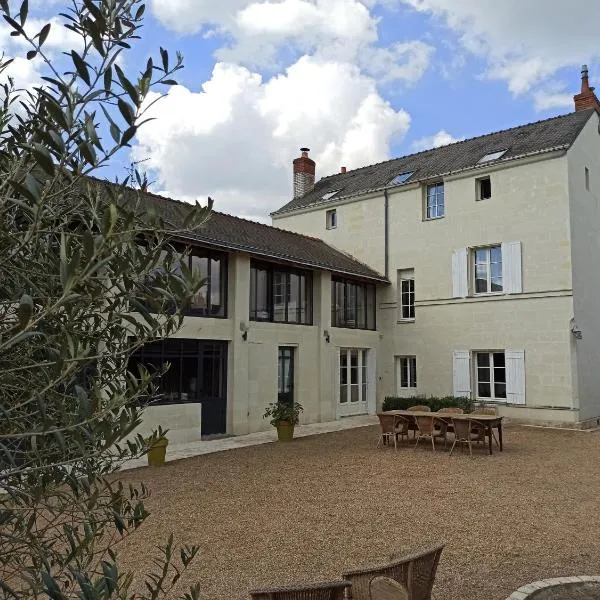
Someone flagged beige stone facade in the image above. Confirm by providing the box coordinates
[273,110,600,427]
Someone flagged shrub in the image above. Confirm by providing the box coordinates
[382,395,474,413]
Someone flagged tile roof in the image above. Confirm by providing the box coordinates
[273,109,596,215]
[96,180,387,283]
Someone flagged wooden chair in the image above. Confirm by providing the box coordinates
[434,407,464,444]
[369,577,408,600]
[249,580,350,599]
[342,543,444,600]
[377,414,401,450]
[449,418,483,457]
[471,407,500,449]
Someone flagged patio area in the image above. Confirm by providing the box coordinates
[116,424,600,600]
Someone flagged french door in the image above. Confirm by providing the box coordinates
[278,347,295,406]
[338,348,368,416]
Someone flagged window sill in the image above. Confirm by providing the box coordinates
[472,291,504,298]
[326,226,337,230]
[475,397,507,403]
[423,216,445,221]
[397,319,415,324]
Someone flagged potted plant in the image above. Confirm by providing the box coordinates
[146,430,169,466]
[263,401,304,441]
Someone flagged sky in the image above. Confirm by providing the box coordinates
[3,0,600,222]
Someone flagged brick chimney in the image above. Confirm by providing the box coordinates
[574,65,600,111]
[293,147,315,199]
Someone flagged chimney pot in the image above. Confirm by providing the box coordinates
[292,147,316,199]
[340,166,347,173]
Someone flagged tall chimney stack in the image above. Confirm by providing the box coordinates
[293,147,315,199]
[574,65,600,111]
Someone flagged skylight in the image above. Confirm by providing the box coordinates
[322,190,339,200]
[478,150,507,164]
[389,171,414,186]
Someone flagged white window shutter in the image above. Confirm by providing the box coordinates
[506,349,525,405]
[453,350,471,398]
[334,347,341,406]
[452,248,468,298]
[502,241,522,294]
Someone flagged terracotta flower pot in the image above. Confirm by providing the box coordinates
[276,421,294,441]
[147,437,169,466]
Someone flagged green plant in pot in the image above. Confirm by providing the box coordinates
[263,401,304,441]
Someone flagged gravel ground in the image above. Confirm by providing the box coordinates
[116,425,600,600]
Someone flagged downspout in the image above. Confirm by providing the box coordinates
[384,188,389,279]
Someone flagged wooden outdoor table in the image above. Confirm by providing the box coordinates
[382,410,504,455]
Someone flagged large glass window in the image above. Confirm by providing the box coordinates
[250,261,313,324]
[426,182,445,219]
[331,278,376,330]
[398,269,415,320]
[476,351,506,400]
[474,245,502,294]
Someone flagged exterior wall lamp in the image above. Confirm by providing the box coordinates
[240,321,249,341]
[323,329,330,343]
[570,318,583,340]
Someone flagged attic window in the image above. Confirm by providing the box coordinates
[478,150,507,164]
[322,190,339,200]
[389,171,414,186]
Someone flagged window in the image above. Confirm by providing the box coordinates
[389,171,414,186]
[326,209,337,229]
[249,261,312,324]
[139,246,227,318]
[331,278,376,330]
[425,182,444,219]
[397,356,417,389]
[474,245,502,294]
[476,351,506,400]
[477,176,492,201]
[339,348,368,406]
[398,269,415,321]
[585,167,590,191]
[322,190,339,201]
[477,149,507,164]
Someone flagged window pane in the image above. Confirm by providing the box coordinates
[494,367,506,383]
[494,382,506,398]
[475,248,488,265]
[273,271,286,322]
[287,273,299,323]
[210,258,222,314]
[366,285,376,330]
[475,265,488,293]
[478,382,491,397]
[493,352,505,367]
[190,255,208,311]
[299,275,307,324]
[335,281,345,326]
[477,353,490,367]
[350,350,358,384]
[340,384,348,403]
[477,367,490,383]
[350,385,359,403]
[400,358,408,387]
[410,357,417,387]
[347,284,357,326]
[256,268,269,320]
[356,285,366,328]
[490,246,502,263]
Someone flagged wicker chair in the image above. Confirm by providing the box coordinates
[449,418,483,457]
[394,416,411,445]
[377,414,401,450]
[406,406,430,438]
[413,415,444,451]
[342,543,444,600]
[369,577,408,600]
[471,407,500,449]
[249,580,351,599]
[434,407,464,444]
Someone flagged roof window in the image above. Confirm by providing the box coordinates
[322,190,339,200]
[477,150,507,164]
[389,171,414,186]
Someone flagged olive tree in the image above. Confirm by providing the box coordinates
[0,1,208,598]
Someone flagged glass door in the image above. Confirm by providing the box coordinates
[338,348,368,415]
[278,347,295,406]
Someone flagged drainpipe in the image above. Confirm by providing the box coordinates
[383,189,389,279]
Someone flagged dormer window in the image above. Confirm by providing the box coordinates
[478,150,507,164]
[322,190,339,200]
[389,171,414,186]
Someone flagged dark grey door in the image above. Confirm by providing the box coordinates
[277,347,295,406]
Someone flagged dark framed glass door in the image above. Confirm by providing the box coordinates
[278,347,295,405]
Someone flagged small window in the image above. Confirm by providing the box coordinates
[389,171,414,186]
[477,177,492,201]
[425,182,444,219]
[473,245,502,294]
[396,356,417,389]
[326,209,337,229]
[475,351,506,400]
[478,150,507,164]
[397,269,414,321]
[322,190,339,200]
[585,167,590,191]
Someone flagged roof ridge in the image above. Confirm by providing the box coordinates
[316,108,594,181]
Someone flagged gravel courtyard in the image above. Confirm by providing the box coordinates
[117,425,600,600]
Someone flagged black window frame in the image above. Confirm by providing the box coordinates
[249,260,313,325]
[331,277,376,330]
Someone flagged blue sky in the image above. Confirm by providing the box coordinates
[4,1,600,221]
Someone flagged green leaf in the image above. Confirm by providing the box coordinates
[38,22,50,46]
[18,293,33,328]
[160,47,168,72]
[41,572,64,600]
[103,65,112,92]
[26,49,36,60]
[71,50,90,85]
[120,125,136,146]
[117,98,134,126]
[30,143,55,175]
[115,63,139,106]
[18,0,27,25]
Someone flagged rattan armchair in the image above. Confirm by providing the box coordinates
[369,577,408,600]
[471,407,500,449]
[406,406,430,438]
[377,414,401,450]
[249,580,351,599]
[434,407,464,444]
[413,415,445,451]
[342,543,444,600]
[449,418,482,457]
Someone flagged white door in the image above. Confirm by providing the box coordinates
[338,348,369,416]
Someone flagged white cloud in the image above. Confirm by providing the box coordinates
[133,57,410,221]
[401,0,600,100]
[412,129,462,151]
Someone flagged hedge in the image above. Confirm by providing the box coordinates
[382,395,474,413]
